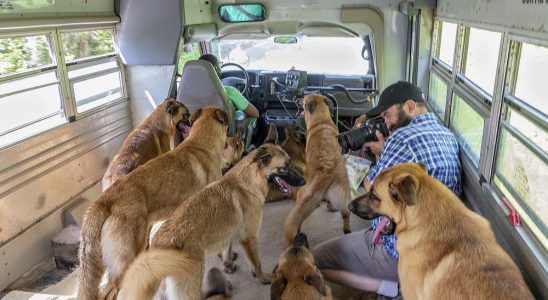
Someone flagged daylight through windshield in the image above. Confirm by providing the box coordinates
[213,36,370,75]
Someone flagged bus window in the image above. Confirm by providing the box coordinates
[177,42,201,75]
[437,21,457,68]
[428,72,448,119]
[0,27,125,148]
[60,28,124,114]
[0,33,66,148]
[462,27,501,97]
[450,93,485,166]
[494,41,548,249]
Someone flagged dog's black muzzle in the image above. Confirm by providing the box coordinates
[278,165,306,187]
[348,194,381,220]
[292,232,309,249]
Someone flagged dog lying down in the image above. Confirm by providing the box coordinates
[348,163,533,300]
[271,233,333,300]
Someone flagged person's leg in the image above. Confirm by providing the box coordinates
[312,228,398,295]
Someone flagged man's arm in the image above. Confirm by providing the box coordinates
[225,86,259,117]
[243,102,259,118]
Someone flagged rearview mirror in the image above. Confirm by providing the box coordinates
[219,4,266,23]
[274,36,298,44]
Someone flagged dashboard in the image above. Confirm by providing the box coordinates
[221,69,377,117]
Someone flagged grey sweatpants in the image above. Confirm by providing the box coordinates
[312,228,399,282]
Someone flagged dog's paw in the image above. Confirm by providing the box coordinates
[258,273,273,284]
[223,261,237,273]
[343,227,351,234]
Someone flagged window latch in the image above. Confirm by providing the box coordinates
[501,197,521,227]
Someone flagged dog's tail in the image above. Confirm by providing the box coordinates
[119,249,199,300]
[77,202,111,300]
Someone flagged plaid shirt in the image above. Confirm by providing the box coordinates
[367,112,461,259]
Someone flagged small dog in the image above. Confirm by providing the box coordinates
[271,233,333,300]
[202,267,232,300]
[265,123,307,202]
[348,163,533,300]
[118,143,306,300]
[284,94,352,243]
[102,98,190,191]
[78,107,229,300]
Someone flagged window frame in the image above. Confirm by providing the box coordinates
[429,17,548,277]
[0,26,126,149]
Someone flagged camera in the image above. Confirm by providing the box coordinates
[337,117,389,154]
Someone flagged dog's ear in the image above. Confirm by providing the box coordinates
[264,123,278,144]
[253,146,272,167]
[388,173,420,206]
[270,272,287,300]
[189,108,202,125]
[164,99,180,116]
[305,100,316,114]
[304,272,327,296]
[214,109,229,126]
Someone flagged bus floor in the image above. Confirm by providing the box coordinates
[2,199,370,299]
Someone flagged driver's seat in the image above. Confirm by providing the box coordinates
[177,59,236,136]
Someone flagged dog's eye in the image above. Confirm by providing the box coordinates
[370,188,380,202]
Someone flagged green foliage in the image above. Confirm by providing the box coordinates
[177,43,201,74]
[0,35,52,75]
[61,29,114,61]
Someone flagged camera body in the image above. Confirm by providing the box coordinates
[337,117,389,154]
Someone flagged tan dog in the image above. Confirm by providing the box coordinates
[348,163,533,300]
[284,94,351,243]
[271,233,333,300]
[266,123,307,202]
[221,130,244,174]
[102,98,190,191]
[202,267,232,300]
[77,107,229,300]
[118,143,306,300]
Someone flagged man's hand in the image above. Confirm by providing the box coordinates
[363,130,385,157]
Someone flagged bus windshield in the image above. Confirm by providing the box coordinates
[212,35,370,75]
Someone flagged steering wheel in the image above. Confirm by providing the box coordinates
[220,62,250,98]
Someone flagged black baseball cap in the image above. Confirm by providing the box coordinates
[366,81,424,117]
[199,54,222,75]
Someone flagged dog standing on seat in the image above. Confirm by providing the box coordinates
[265,123,307,202]
[77,107,229,300]
[117,143,306,300]
[102,98,190,191]
[271,233,333,300]
[348,163,533,300]
[284,94,351,243]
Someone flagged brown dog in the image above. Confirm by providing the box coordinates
[271,233,333,300]
[202,267,232,300]
[221,130,244,174]
[118,143,306,300]
[77,107,229,300]
[284,94,351,243]
[102,98,190,191]
[348,163,533,300]
[266,123,307,202]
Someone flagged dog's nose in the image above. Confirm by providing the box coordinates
[348,200,356,213]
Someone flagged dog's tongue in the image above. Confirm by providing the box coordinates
[372,217,390,245]
[275,176,292,197]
